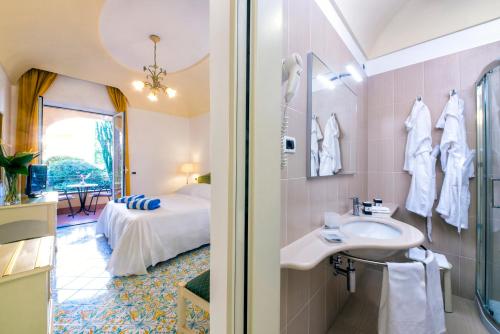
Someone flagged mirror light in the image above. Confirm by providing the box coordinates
[132,80,145,91]
[346,65,363,82]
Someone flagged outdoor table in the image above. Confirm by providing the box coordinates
[66,183,98,215]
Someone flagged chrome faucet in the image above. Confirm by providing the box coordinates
[352,197,361,216]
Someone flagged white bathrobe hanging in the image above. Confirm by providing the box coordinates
[319,114,342,176]
[435,94,475,233]
[310,115,323,176]
[404,100,437,241]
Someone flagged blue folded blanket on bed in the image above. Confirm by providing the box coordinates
[127,198,161,210]
[114,194,145,204]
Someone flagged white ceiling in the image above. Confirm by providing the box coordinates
[0,0,210,117]
[100,0,209,73]
[332,0,500,59]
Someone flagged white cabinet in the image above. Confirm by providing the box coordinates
[0,192,58,243]
[0,236,55,334]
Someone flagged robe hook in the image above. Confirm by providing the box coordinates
[449,89,457,97]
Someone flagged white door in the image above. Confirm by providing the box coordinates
[112,113,125,199]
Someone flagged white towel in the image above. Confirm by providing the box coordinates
[423,251,446,334]
[378,262,427,334]
[407,247,451,269]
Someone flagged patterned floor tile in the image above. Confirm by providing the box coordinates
[53,223,210,333]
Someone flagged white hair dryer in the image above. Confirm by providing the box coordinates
[281,53,303,168]
[282,53,303,103]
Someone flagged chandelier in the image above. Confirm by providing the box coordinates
[132,34,176,102]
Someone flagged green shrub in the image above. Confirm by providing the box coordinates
[46,156,109,190]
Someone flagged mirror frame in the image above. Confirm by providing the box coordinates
[306,51,358,178]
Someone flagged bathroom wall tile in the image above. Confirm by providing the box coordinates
[460,87,477,136]
[393,172,410,208]
[281,180,288,247]
[287,0,310,112]
[309,260,326,296]
[446,254,461,296]
[309,179,328,230]
[286,303,309,334]
[325,276,339,329]
[460,216,476,260]
[282,0,289,58]
[394,63,424,104]
[459,257,476,300]
[368,71,394,108]
[286,109,307,179]
[281,269,288,331]
[393,138,406,172]
[308,287,326,334]
[286,268,310,322]
[367,105,394,141]
[459,41,500,91]
[424,54,460,100]
[286,178,310,244]
[426,218,461,256]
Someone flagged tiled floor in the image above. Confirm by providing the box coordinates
[328,267,490,334]
[52,223,210,333]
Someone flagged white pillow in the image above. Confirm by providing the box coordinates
[176,184,211,200]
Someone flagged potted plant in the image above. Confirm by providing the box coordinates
[0,144,39,205]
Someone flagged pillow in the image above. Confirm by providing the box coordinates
[176,184,211,200]
[197,173,211,184]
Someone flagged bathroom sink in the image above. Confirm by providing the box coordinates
[340,221,404,260]
[341,221,401,240]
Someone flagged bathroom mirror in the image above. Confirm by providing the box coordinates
[306,52,357,177]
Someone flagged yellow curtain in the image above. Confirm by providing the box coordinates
[106,86,131,195]
[16,68,57,153]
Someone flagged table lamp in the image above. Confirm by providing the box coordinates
[180,163,195,184]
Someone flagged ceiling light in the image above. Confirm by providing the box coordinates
[346,64,363,82]
[132,80,145,91]
[136,34,177,101]
[147,92,158,102]
[166,87,177,98]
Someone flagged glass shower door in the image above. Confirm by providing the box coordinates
[477,63,500,331]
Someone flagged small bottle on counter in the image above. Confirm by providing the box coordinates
[362,201,372,215]
[373,198,383,207]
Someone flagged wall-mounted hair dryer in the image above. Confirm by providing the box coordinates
[282,53,303,103]
[281,53,303,169]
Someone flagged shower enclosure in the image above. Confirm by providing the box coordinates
[477,60,500,333]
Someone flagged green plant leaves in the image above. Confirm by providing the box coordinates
[0,144,39,176]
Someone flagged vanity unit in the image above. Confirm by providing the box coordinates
[0,236,55,334]
[0,192,58,243]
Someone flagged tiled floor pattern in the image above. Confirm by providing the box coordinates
[52,223,210,333]
[328,267,490,334]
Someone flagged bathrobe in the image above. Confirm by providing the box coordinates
[436,94,475,233]
[319,115,342,176]
[310,115,323,176]
[404,100,437,241]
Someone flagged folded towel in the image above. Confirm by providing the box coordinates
[407,247,451,269]
[369,206,391,214]
[127,198,161,210]
[423,251,446,334]
[378,262,426,334]
[114,194,145,204]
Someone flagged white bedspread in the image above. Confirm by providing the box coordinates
[96,194,210,276]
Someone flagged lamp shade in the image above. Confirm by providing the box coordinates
[181,163,195,174]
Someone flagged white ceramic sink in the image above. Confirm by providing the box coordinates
[341,221,401,240]
[341,220,404,260]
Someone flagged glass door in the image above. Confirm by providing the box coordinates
[112,113,125,199]
[477,63,500,330]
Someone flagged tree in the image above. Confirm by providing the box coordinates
[96,121,113,182]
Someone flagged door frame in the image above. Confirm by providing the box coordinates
[210,0,282,332]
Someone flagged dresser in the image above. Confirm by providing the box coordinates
[0,236,55,333]
[0,192,58,243]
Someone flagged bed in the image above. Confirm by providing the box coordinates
[96,184,210,276]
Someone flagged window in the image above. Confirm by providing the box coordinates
[41,106,113,192]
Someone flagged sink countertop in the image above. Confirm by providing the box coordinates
[280,203,425,270]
